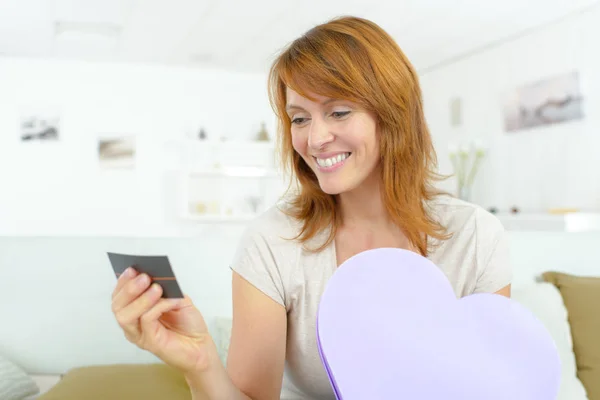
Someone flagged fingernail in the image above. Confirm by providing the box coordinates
[137,274,149,285]
[151,283,162,293]
[124,267,135,278]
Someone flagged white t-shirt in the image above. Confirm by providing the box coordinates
[230,194,512,399]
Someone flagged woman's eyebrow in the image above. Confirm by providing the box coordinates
[286,98,340,112]
[286,104,304,112]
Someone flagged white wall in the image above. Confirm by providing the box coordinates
[0,57,280,236]
[7,3,600,237]
[420,5,600,213]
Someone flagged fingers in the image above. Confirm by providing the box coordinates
[111,267,189,351]
[114,282,163,340]
[112,266,139,300]
[139,295,185,343]
[112,272,152,313]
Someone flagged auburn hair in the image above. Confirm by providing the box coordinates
[267,16,450,256]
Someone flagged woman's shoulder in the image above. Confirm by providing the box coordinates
[427,194,504,240]
[242,202,303,243]
[234,202,314,265]
[427,194,511,295]
[230,203,305,308]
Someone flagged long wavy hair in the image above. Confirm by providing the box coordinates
[268,16,450,256]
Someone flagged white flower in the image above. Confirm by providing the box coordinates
[458,143,470,156]
[448,144,459,156]
[472,140,486,157]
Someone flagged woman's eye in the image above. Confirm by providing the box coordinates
[291,117,308,125]
[331,111,351,119]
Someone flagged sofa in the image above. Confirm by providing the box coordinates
[0,231,598,399]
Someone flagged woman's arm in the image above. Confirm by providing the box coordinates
[227,271,288,399]
[185,271,287,400]
[494,284,511,298]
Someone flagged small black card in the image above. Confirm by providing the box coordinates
[107,252,183,299]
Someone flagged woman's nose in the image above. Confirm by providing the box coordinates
[308,119,334,150]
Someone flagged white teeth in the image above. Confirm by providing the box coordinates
[316,152,350,168]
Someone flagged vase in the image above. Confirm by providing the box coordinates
[256,122,269,141]
[458,185,471,202]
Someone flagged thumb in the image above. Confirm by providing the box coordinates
[176,294,195,310]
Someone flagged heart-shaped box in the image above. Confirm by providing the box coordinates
[316,248,561,400]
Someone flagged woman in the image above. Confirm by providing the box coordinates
[111,16,511,400]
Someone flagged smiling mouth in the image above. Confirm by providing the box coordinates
[314,152,351,169]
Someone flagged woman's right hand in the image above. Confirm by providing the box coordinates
[111,266,215,374]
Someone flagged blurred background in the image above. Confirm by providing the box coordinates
[1,1,599,399]
[1,0,599,234]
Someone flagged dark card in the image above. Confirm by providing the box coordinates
[107,252,183,299]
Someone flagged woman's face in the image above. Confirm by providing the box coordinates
[286,87,381,195]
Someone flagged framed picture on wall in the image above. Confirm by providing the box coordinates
[502,71,584,133]
[98,135,136,169]
[19,109,61,141]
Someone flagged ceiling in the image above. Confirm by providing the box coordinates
[0,0,598,74]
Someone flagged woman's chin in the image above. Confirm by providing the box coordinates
[318,180,349,196]
[317,173,370,196]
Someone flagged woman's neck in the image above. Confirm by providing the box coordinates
[337,176,391,229]
[335,176,420,256]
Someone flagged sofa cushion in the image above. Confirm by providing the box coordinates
[0,354,40,400]
[543,271,600,400]
[511,282,588,399]
[37,363,194,400]
[213,316,233,366]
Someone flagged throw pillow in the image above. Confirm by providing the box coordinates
[511,282,588,399]
[543,271,600,400]
[38,363,197,400]
[0,354,40,400]
[213,316,233,366]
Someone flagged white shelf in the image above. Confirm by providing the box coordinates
[187,166,279,178]
[497,212,600,232]
[177,139,276,149]
[175,137,282,224]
